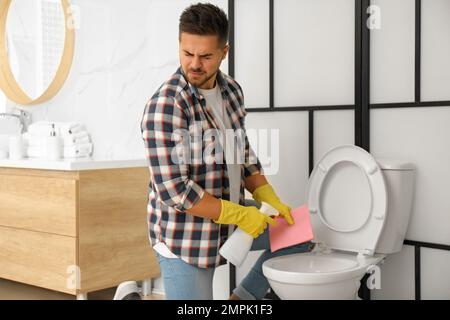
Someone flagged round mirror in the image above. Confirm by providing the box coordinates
[0,0,74,105]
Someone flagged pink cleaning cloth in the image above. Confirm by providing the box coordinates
[269,204,314,253]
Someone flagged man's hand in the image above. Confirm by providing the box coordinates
[214,199,277,238]
[252,184,294,225]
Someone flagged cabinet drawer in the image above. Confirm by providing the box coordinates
[0,174,77,236]
[0,226,77,294]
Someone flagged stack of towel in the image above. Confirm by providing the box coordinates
[24,121,93,158]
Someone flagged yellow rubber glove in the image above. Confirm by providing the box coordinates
[214,199,277,238]
[252,183,294,225]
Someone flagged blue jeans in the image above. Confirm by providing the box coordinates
[154,228,314,300]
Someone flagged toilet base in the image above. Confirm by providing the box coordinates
[268,276,362,300]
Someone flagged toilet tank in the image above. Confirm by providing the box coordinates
[375,158,416,254]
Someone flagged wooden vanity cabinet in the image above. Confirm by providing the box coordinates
[0,167,159,298]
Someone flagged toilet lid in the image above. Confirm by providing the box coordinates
[307,145,387,256]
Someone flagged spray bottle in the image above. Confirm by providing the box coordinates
[220,202,278,267]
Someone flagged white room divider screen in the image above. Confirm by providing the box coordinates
[228,0,450,300]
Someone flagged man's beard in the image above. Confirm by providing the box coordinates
[187,69,217,88]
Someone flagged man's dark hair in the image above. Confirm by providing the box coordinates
[179,3,229,47]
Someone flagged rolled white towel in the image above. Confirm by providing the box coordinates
[63,131,90,146]
[63,150,91,158]
[64,136,90,146]
[56,122,84,135]
[59,124,86,137]
[63,143,93,158]
[69,130,89,139]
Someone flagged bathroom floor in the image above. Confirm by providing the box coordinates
[0,278,165,300]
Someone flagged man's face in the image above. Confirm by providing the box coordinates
[179,32,228,89]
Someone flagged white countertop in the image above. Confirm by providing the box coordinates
[0,157,148,171]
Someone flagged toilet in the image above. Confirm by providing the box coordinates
[262,145,415,300]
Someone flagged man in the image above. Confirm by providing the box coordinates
[117,3,313,300]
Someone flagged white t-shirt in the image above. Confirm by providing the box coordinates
[153,84,241,258]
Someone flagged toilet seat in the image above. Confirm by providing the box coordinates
[307,145,387,256]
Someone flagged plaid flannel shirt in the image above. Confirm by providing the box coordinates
[141,67,263,268]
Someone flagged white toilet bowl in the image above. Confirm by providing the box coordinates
[263,251,385,300]
[262,145,415,300]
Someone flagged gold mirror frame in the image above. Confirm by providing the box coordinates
[0,0,75,105]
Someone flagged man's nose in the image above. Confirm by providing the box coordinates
[191,56,202,69]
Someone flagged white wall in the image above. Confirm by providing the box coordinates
[273,0,355,107]
[370,0,415,103]
[421,0,450,101]
[3,0,449,299]
[6,0,228,160]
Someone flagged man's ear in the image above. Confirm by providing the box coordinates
[222,44,229,60]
